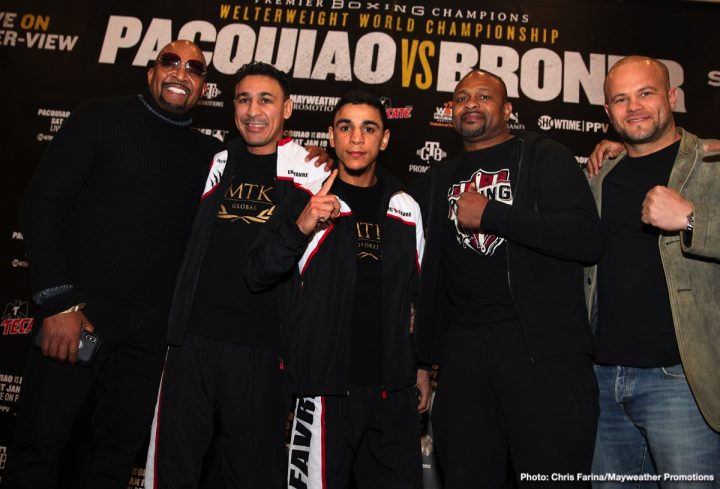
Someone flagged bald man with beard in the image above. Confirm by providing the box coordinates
[586,55,720,485]
[6,41,223,489]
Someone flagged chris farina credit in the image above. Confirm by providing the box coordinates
[520,473,716,483]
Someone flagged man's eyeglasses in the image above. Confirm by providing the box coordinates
[156,52,207,78]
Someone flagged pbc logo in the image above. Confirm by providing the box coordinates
[416,141,447,163]
[1,301,33,336]
[448,170,513,256]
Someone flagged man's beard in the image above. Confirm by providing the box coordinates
[344,164,372,177]
[159,95,189,113]
[616,114,671,145]
[455,120,487,140]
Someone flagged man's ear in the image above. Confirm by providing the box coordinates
[283,98,294,120]
[328,125,335,148]
[503,101,513,122]
[668,87,677,111]
[380,129,390,151]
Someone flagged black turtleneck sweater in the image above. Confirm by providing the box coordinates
[20,93,222,318]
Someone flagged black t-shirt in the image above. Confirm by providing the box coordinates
[595,141,681,367]
[443,138,519,325]
[187,152,281,345]
[337,178,384,385]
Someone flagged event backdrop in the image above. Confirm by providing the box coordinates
[1,0,719,486]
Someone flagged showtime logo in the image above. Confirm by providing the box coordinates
[537,115,608,133]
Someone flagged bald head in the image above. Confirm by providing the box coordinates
[604,56,670,103]
[156,40,205,65]
[603,55,678,156]
[147,40,207,114]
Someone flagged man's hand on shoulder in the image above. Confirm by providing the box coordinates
[305,145,334,172]
[40,310,95,365]
[587,139,624,177]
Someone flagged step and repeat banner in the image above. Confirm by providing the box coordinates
[1,0,719,486]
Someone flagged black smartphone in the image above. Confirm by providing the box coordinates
[34,328,102,366]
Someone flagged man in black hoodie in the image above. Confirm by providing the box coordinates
[411,69,603,488]
[246,91,430,489]
[7,41,222,489]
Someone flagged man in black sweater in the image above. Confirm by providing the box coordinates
[6,40,222,489]
[411,70,603,488]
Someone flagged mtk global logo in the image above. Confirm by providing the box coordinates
[537,115,609,133]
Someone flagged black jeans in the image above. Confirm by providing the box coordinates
[431,321,599,489]
[6,299,167,489]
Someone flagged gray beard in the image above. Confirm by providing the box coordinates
[458,126,486,140]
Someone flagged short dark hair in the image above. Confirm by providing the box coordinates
[331,90,388,130]
[458,69,509,103]
[234,61,290,99]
